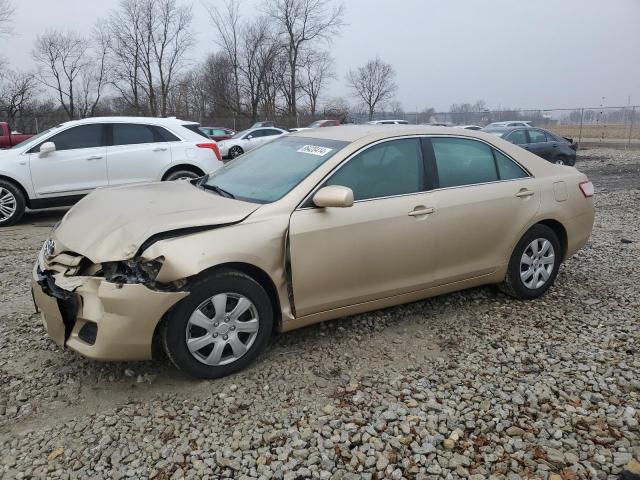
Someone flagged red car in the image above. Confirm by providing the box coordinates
[0,122,34,149]
[199,127,235,142]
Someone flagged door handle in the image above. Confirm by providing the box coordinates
[515,189,535,198]
[153,147,168,152]
[408,207,435,216]
[86,155,103,161]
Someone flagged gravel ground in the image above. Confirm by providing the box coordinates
[1,148,638,479]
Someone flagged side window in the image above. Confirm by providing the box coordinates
[494,150,528,180]
[246,130,264,139]
[212,129,226,135]
[325,138,424,201]
[507,130,528,145]
[112,124,158,146]
[544,131,558,142]
[43,124,105,151]
[528,129,547,143]
[153,126,180,142]
[431,137,498,188]
[264,129,282,136]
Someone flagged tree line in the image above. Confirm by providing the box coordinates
[0,0,405,132]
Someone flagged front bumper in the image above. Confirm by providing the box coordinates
[32,266,188,361]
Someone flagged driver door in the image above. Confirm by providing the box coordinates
[28,124,108,197]
[288,137,437,317]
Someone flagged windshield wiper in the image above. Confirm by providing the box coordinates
[200,182,235,199]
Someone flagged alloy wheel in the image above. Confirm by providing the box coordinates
[520,238,555,289]
[554,158,565,165]
[229,147,243,158]
[185,293,259,366]
[0,187,17,222]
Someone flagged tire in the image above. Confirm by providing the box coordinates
[164,169,201,181]
[553,155,567,165]
[162,269,273,379]
[0,180,26,227]
[229,146,244,159]
[500,224,561,300]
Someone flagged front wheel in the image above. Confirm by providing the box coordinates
[229,146,244,159]
[0,180,26,227]
[162,269,273,379]
[164,170,201,181]
[500,224,561,300]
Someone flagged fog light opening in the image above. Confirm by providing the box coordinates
[78,321,98,345]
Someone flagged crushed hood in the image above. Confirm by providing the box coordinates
[52,181,260,263]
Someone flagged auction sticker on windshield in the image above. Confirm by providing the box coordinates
[297,145,333,156]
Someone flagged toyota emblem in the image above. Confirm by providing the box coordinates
[44,239,56,257]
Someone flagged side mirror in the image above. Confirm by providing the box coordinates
[246,135,253,140]
[313,185,354,208]
[39,142,56,156]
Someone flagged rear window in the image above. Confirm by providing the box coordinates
[183,124,209,139]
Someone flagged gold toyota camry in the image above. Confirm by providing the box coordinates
[32,126,595,378]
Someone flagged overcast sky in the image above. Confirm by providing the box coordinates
[3,0,639,112]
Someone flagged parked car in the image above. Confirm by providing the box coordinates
[200,127,235,142]
[0,122,34,148]
[482,126,577,165]
[454,125,482,130]
[289,119,341,132]
[217,127,288,159]
[250,121,287,130]
[0,117,222,226]
[486,121,533,128]
[367,120,410,125]
[32,126,595,379]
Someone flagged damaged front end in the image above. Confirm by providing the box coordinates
[32,241,188,361]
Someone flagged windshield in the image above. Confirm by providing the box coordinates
[230,129,248,139]
[308,121,323,128]
[10,127,57,149]
[201,136,348,203]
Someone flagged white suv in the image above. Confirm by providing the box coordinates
[0,117,223,226]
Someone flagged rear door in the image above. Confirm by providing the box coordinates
[424,137,540,285]
[106,123,175,186]
[526,129,553,159]
[28,124,108,196]
[289,137,438,316]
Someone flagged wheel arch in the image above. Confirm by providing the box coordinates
[161,164,205,181]
[151,261,282,358]
[536,218,568,260]
[0,174,31,207]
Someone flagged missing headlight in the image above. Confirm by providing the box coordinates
[102,257,164,285]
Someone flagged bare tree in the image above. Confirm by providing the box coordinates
[104,0,193,117]
[33,30,107,119]
[207,0,242,115]
[388,100,403,117]
[239,18,280,122]
[0,0,14,37]
[264,0,344,119]
[0,70,38,125]
[298,50,334,119]
[347,57,397,120]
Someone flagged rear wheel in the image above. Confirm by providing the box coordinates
[500,224,561,300]
[162,269,273,379]
[553,155,567,165]
[164,169,201,181]
[0,180,26,227]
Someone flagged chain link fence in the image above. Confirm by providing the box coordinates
[3,106,638,149]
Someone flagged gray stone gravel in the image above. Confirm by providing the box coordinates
[1,148,638,479]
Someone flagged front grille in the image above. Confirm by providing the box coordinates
[41,251,84,276]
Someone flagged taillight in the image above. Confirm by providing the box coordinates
[197,143,221,161]
[579,181,594,198]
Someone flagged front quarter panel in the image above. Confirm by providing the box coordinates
[141,209,294,321]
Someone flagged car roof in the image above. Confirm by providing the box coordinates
[290,124,500,143]
[59,116,197,127]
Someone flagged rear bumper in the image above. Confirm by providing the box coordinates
[32,266,187,361]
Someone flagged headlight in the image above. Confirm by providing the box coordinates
[102,257,164,284]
